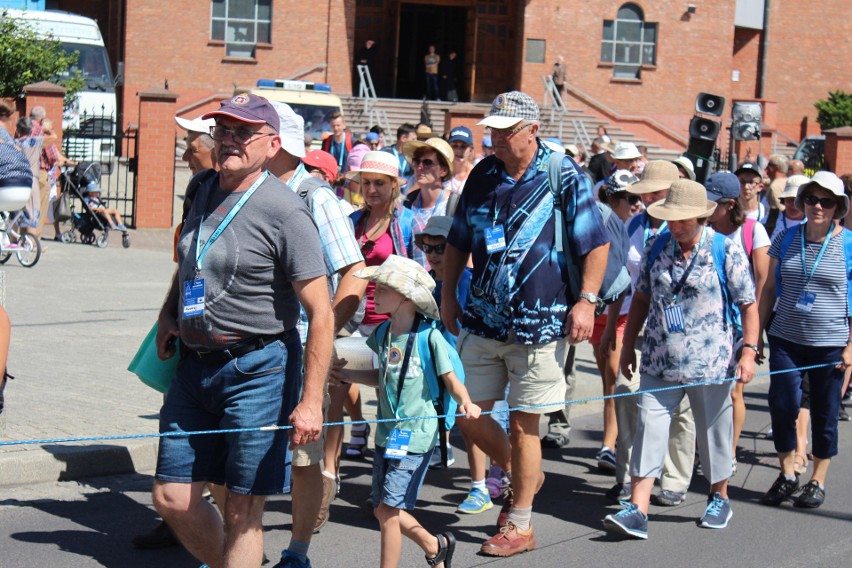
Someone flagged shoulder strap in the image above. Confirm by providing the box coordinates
[711,232,735,329]
[403,189,418,209]
[741,217,756,258]
[645,231,671,270]
[417,324,452,467]
[547,151,580,298]
[295,175,328,205]
[627,213,644,237]
[843,229,852,317]
[776,224,802,299]
[394,316,422,404]
[446,190,460,218]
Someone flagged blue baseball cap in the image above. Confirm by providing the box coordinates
[447,126,473,146]
[365,132,380,142]
[704,172,741,201]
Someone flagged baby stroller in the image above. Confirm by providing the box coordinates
[58,162,130,248]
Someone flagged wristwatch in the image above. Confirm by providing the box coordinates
[578,292,599,305]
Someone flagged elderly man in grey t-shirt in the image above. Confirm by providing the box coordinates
[152,93,334,568]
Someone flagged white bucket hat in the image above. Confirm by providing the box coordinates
[647,179,717,221]
[795,171,849,219]
[354,255,440,320]
[270,101,306,159]
[612,142,642,160]
[345,150,406,184]
[780,174,811,200]
[671,156,696,181]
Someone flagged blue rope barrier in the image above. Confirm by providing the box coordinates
[0,361,841,448]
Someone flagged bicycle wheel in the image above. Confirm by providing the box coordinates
[16,233,41,267]
[0,231,11,264]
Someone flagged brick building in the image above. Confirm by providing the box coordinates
[48,0,850,152]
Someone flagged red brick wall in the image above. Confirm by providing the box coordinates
[135,90,178,229]
[731,27,760,101]
[122,0,353,131]
[764,1,852,142]
[23,82,66,148]
[824,130,852,175]
[520,0,737,142]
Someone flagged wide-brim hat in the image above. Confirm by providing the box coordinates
[478,91,540,129]
[780,174,811,200]
[345,150,406,184]
[402,137,454,181]
[612,142,642,160]
[795,171,849,219]
[415,124,433,140]
[647,179,717,221]
[627,160,680,194]
[354,255,440,320]
[671,156,696,181]
[414,215,453,245]
[175,115,215,134]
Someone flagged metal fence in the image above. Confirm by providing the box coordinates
[62,110,137,227]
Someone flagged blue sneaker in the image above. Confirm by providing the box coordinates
[602,503,648,539]
[699,492,732,529]
[457,487,493,514]
[272,550,312,567]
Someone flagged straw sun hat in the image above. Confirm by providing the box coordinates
[344,150,406,184]
[627,160,680,195]
[646,179,717,221]
[354,255,440,320]
[402,137,455,181]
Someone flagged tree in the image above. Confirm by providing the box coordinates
[815,90,852,131]
[0,11,85,108]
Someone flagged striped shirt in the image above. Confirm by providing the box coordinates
[768,226,849,347]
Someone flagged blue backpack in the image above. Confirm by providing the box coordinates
[374,316,466,467]
[776,224,852,317]
[547,152,631,312]
[645,231,742,336]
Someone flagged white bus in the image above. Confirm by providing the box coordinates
[2,9,118,169]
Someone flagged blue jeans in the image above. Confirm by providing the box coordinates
[371,446,433,510]
[768,335,844,459]
[156,336,302,495]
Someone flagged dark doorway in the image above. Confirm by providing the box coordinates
[395,4,467,101]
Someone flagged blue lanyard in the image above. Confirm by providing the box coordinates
[800,222,834,288]
[195,170,268,272]
[289,162,310,194]
[415,187,445,212]
[644,215,667,246]
[670,226,706,302]
[332,140,345,168]
[392,146,407,174]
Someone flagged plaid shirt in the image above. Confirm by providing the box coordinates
[291,171,364,343]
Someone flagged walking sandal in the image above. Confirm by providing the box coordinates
[345,423,370,458]
[426,531,455,568]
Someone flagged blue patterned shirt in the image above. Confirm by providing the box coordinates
[447,142,609,344]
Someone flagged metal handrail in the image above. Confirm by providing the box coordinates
[283,62,328,81]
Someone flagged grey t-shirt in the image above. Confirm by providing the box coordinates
[177,172,326,350]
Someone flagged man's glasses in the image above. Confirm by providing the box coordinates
[413,157,437,167]
[802,195,837,208]
[210,125,273,145]
[418,243,446,254]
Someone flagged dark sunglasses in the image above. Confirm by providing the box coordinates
[419,243,446,254]
[802,195,837,208]
[612,192,641,205]
[413,158,436,167]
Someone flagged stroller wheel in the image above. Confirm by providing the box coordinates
[81,233,94,245]
[96,233,109,248]
[60,231,74,244]
[122,232,130,248]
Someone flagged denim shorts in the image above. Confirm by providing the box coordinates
[156,337,302,495]
[371,445,433,510]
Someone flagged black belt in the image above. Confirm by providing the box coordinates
[185,330,292,364]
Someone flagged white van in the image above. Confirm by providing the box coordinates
[1,9,117,169]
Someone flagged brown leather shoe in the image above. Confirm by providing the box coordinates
[480,521,536,557]
[313,474,338,533]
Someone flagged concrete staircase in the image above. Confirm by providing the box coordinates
[340,96,683,160]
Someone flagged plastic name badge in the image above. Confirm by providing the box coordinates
[128,322,180,393]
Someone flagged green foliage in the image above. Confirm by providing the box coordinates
[0,11,85,109]
[814,91,852,131]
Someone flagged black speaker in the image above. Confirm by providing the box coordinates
[689,116,721,141]
[732,101,762,141]
[685,137,715,184]
[695,92,725,117]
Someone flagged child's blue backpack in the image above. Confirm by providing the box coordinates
[375,316,466,467]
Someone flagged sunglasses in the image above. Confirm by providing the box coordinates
[802,195,837,208]
[413,157,437,167]
[418,243,446,254]
[612,192,641,205]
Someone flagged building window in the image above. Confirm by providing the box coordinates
[526,39,546,63]
[211,0,272,58]
[600,3,657,79]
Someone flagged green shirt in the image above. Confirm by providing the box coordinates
[367,326,454,454]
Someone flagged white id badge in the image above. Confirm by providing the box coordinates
[795,291,816,314]
[485,225,507,254]
[664,304,685,333]
[385,429,412,459]
[182,278,206,319]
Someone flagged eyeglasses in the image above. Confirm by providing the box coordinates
[413,157,437,167]
[612,192,641,205]
[210,125,273,145]
[802,195,837,208]
[489,123,532,138]
[418,243,446,254]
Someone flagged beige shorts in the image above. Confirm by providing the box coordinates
[457,330,568,416]
[292,391,331,467]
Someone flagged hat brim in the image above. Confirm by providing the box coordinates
[478,115,523,129]
[344,168,407,185]
[201,110,268,125]
[353,267,440,320]
[646,200,717,221]
[613,151,642,160]
[402,140,453,180]
[175,116,214,134]
[627,179,674,195]
[414,227,449,245]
